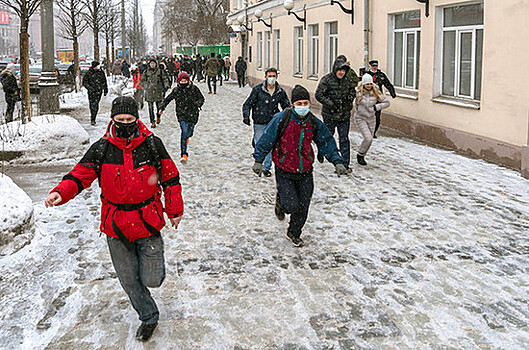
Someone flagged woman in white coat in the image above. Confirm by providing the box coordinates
[354,74,390,165]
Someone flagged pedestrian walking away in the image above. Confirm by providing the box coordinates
[315,57,356,170]
[194,55,204,82]
[235,56,247,88]
[141,59,170,128]
[82,61,108,125]
[365,60,396,138]
[354,74,390,166]
[242,67,290,177]
[0,64,21,123]
[121,60,131,79]
[223,56,231,80]
[158,71,205,164]
[217,54,225,87]
[45,96,184,342]
[252,85,348,247]
[131,65,144,110]
[205,53,220,94]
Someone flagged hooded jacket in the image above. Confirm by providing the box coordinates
[82,67,108,95]
[160,82,205,123]
[141,64,170,102]
[0,71,20,101]
[354,84,390,120]
[315,59,356,122]
[51,120,184,242]
[242,81,290,125]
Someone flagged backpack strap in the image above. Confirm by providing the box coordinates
[275,108,292,159]
[94,138,110,180]
[145,134,163,185]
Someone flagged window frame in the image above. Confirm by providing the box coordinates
[264,31,271,69]
[324,21,338,74]
[308,24,319,78]
[256,31,263,70]
[273,29,280,71]
[293,26,304,76]
[391,11,421,91]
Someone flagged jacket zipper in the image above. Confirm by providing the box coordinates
[298,126,305,173]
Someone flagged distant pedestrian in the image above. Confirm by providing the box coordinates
[354,74,390,166]
[217,54,225,87]
[315,57,356,171]
[112,60,122,82]
[242,67,290,177]
[141,59,170,128]
[365,60,396,138]
[0,64,21,123]
[131,65,144,110]
[252,85,348,247]
[82,61,108,125]
[158,71,205,164]
[235,56,247,88]
[223,56,231,80]
[45,96,184,342]
[205,53,219,94]
[121,60,130,79]
[194,54,204,82]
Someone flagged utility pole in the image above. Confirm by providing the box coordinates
[39,0,60,114]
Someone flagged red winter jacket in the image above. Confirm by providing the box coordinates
[51,120,183,242]
[132,71,143,89]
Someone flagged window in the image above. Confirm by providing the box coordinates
[257,32,263,69]
[264,31,271,69]
[273,29,280,70]
[293,26,304,76]
[325,22,338,74]
[392,10,421,90]
[441,3,484,100]
[308,24,319,77]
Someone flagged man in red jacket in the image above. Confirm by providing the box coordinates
[45,96,184,341]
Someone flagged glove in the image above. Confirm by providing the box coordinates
[335,164,348,176]
[252,162,263,177]
[243,116,251,126]
[104,89,108,96]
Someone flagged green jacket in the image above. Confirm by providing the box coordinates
[141,67,169,102]
[205,58,219,77]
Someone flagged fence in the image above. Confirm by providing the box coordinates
[174,45,230,57]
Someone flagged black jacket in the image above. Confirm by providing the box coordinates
[242,82,290,125]
[160,83,205,124]
[235,60,247,74]
[121,61,130,78]
[315,59,355,121]
[82,67,108,94]
[366,69,396,98]
[0,71,20,102]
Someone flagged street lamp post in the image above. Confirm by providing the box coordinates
[39,0,60,114]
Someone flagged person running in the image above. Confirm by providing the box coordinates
[223,56,231,81]
[242,67,290,177]
[217,54,225,87]
[45,96,184,342]
[0,64,21,123]
[252,85,348,247]
[315,57,356,171]
[235,56,247,88]
[82,61,108,125]
[365,60,396,138]
[158,71,205,164]
[354,74,390,165]
[131,64,144,110]
[141,59,169,128]
[205,53,219,94]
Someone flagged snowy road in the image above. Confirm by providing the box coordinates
[1,80,529,349]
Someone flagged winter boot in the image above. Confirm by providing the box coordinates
[262,170,272,177]
[91,121,96,126]
[156,115,161,124]
[181,155,188,164]
[275,194,285,221]
[357,154,367,166]
[286,229,304,247]
[135,322,158,341]
[317,153,324,163]
[151,122,156,128]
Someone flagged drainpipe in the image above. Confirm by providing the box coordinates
[364,0,370,69]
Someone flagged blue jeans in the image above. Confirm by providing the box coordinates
[107,235,165,324]
[179,121,195,156]
[254,124,272,171]
[323,117,351,168]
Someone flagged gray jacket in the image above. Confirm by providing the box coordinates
[354,89,390,120]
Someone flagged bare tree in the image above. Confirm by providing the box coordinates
[82,0,106,61]
[57,0,89,91]
[101,0,118,74]
[0,0,43,122]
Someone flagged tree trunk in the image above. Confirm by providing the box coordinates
[19,24,30,123]
[94,27,100,61]
[105,37,110,76]
[93,0,100,61]
[73,38,80,92]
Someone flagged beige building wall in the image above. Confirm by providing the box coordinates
[228,0,529,175]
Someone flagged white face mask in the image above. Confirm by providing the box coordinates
[267,77,277,86]
[149,63,156,69]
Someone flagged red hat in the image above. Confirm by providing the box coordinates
[177,71,189,83]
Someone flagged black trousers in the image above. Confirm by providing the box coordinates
[5,97,16,122]
[275,167,314,238]
[237,73,245,88]
[207,76,217,93]
[88,91,103,123]
[374,109,381,135]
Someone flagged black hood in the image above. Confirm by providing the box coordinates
[332,58,350,76]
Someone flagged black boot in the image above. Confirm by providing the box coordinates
[317,153,324,163]
[286,229,304,247]
[136,322,158,341]
[357,154,367,166]
[275,194,285,221]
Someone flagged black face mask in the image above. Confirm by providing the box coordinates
[114,121,139,139]
[179,82,189,87]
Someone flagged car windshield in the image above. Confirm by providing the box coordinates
[29,66,42,74]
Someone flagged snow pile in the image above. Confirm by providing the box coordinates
[1,115,90,164]
[60,89,87,110]
[0,174,34,256]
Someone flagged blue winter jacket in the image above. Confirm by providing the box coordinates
[254,109,344,171]
[242,81,291,125]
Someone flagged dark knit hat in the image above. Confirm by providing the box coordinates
[91,60,100,68]
[177,71,189,83]
[369,60,379,66]
[110,96,139,119]
[291,85,310,103]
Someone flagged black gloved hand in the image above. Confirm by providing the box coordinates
[243,116,251,126]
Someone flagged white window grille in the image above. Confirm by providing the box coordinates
[324,22,338,74]
[293,26,304,75]
[308,24,319,77]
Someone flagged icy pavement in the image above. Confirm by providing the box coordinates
[1,80,528,349]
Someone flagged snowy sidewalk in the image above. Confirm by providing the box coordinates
[0,81,528,349]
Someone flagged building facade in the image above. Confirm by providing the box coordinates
[227,0,529,178]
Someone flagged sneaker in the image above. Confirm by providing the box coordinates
[136,322,157,341]
[156,116,161,124]
[208,91,212,94]
[213,91,217,94]
[286,230,304,247]
[357,154,367,166]
[91,121,96,126]
[373,134,378,139]
[186,138,190,146]
[181,155,188,164]
[317,153,324,163]
[275,195,285,221]
[151,122,156,128]
[262,170,272,177]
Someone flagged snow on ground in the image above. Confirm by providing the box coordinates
[0,115,90,164]
[60,76,133,111]
[1,79,528,349]
[0,174,34,256]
